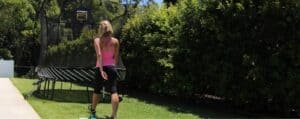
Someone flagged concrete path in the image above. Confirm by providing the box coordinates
[0,78,41,119]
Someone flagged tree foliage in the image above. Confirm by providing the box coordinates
[46,0,130,66]
[0,0,130,66]
[0,0,37,64]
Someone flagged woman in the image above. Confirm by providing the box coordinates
[91,20,120,119]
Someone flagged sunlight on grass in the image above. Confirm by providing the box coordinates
[11,78,238,119]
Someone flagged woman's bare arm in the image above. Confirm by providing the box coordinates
[114,38,120,65]
[94,38,103,71]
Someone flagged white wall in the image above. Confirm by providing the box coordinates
[0,60,14,77]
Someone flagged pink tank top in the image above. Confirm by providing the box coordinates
[96,50,115,67]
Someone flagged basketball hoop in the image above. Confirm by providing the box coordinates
[76,10,88,22]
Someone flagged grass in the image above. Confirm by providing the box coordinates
[11,78,242,119]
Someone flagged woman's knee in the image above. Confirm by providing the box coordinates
[111,93,119,102]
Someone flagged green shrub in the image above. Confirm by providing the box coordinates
[0,49,13,60]
[121,5,180,93]
[174,0,300,112]
[121,0,300,113]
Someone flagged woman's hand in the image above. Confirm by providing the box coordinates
[101,70,108,80]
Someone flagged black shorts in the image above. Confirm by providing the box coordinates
[93,65,118,94]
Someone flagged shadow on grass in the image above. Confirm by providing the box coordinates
[30,89,240,118]
[123,91,298,118]
[32,89,111,104]
[124,91,242,118]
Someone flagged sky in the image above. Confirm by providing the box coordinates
[120,0,164,5]
[139,0,164,5]
[154,0,163,4]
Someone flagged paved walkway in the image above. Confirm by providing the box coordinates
[0,78,41,119]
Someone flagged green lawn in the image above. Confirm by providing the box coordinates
[12,78,241,119]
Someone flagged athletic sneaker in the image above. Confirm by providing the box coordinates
[89,112,96,119]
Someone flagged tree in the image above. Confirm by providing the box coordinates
[28,0,60,65]
[0,0,36,63]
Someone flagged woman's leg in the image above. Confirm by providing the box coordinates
[104,66,119,119]
[111,93,119,118]
[92,93,100,110]
[91,68,103,117]
[89,92,99,119]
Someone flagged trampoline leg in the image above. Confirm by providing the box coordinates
[70,83,73,90]
[51,80,56,100]
[60,81,63,91]
[86,86,90,103]
[43,79,47,97]
[102,87,105,100]
[47,79,50,98]
[36,80,42,94]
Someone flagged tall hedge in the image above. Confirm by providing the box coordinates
[121,0,300,113]
[176,0,300,112]
[121,5,180,93]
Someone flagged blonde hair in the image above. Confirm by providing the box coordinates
[98,20,113,38]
